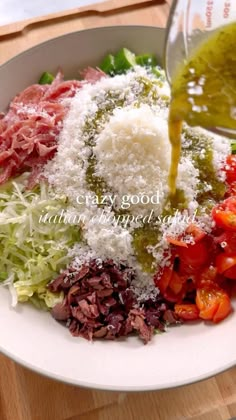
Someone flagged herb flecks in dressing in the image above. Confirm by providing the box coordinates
[168,23,236,194]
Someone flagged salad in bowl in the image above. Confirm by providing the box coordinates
[0,26,236,391]
[1,44,235,344]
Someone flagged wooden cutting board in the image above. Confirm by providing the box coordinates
[0,0,165,37]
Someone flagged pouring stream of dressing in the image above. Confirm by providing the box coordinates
[168,22,236,195]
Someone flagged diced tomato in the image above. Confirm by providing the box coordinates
[166,224,206,248]
[168,272,186,294]
[216,253,236,274]
[226,181,236,197]
[214,231,236,253]
[185,223,206,242]
[177,239,210,269]
[174,304,199,320]
[223,265,236,280]
[178,243,213,276]
[214,296,232,323]
[225,155,236,184]
[226,233,236,253]
[154,265,172,294]
[166,237,188,247]
[163,284,187,303]
[155,266,187,302]
[178,260,195,276]
[212,197,236,231]
[196,283,231,323]
[197,265,218,286]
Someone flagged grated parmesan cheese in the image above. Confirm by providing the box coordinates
[94,104,171,216]
[44,66,230,301]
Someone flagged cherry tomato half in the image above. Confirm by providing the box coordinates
[212,197,236,231]
[196,283,231,323]
[224,265,236,280]
[226,181,236,197]
[168,271,185,294]
[174,304,199,320]
[216,253,236,274]
[225,155,236,184]
[214,231,236,254]
[185,224,206,242]
[166,237,188,248]
[154,265,172,294]
[197,265,218,286]
[155,266,187,302]
[166,224,206,248]
[177,240,210,270]
[163,285,187,303]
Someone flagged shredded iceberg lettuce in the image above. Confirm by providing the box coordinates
[0,174,80,307]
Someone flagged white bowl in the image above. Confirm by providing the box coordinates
[0,26,235,391]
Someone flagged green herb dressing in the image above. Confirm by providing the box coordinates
[81,73,225,272]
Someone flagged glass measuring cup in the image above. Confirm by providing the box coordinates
[165,0,236,83]
[165,1,236,139]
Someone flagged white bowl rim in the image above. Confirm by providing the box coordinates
[1,342,234,392]
[0,24,164,70]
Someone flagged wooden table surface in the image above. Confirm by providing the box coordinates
[0,1,236,419]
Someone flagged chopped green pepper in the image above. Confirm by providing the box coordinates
[231,140,236,154]
[114,48,136,72]
[136,54,157,67]
[38,71,55,85]
[99,48,162,76]
[152,66,163,79]
[100,54,115,75]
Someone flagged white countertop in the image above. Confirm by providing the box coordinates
[0,0,104,25]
